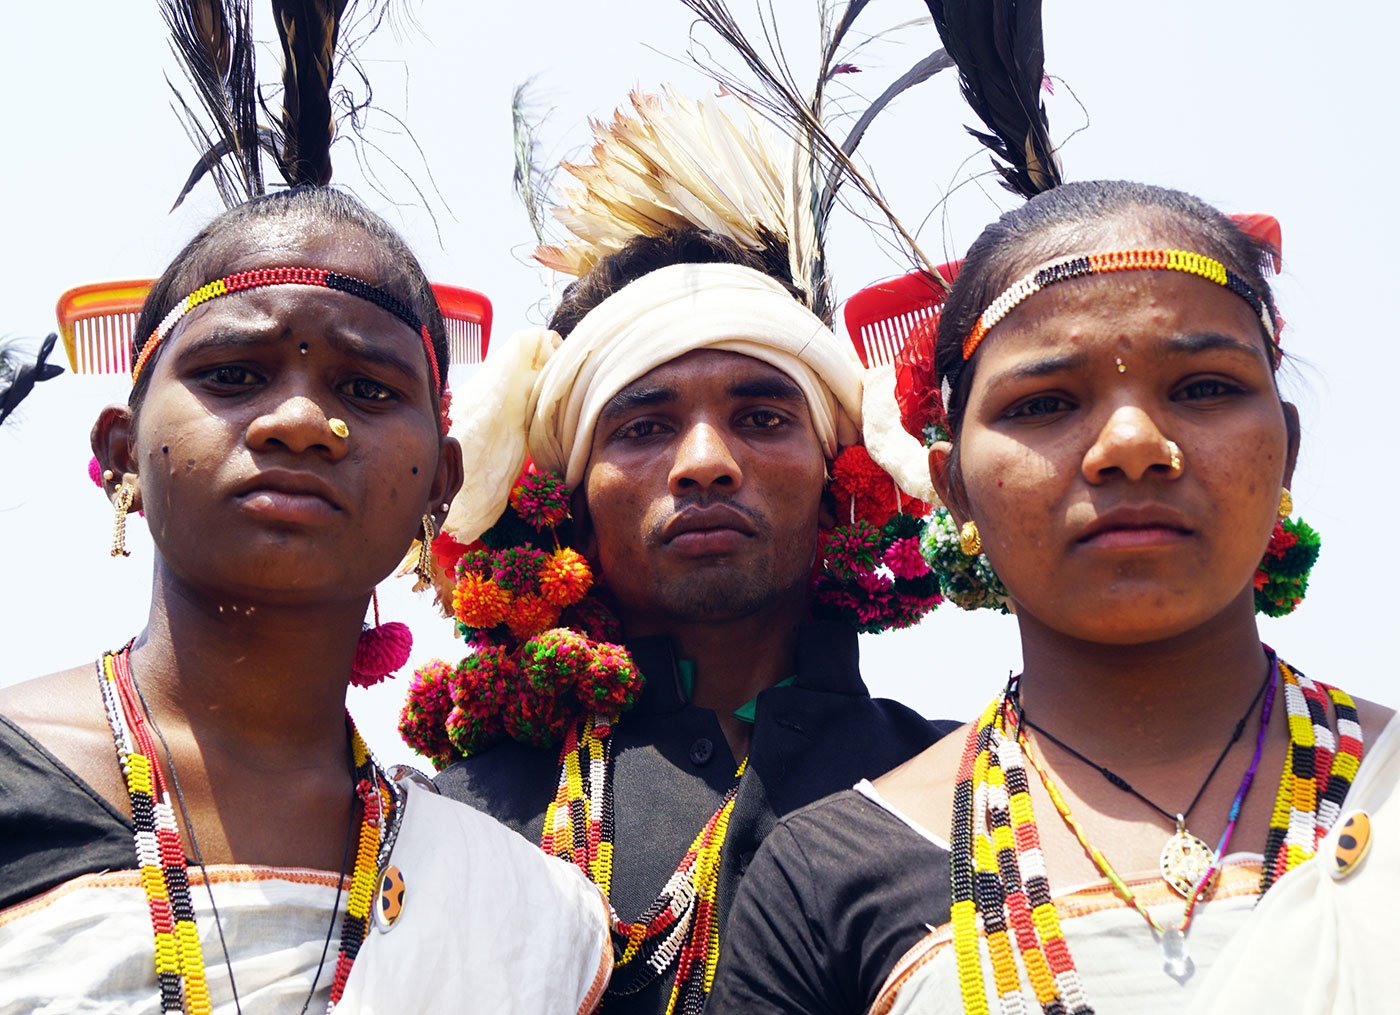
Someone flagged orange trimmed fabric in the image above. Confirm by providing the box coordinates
[961,248,1278,363]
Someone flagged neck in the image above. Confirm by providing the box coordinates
[620,599,806,714]
[1013,591,1271,766]
[127,559,366,766]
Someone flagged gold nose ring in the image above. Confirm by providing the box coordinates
[1165,440,1183,473]
[328,418,350,439]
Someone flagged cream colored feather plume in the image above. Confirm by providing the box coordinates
[535,87,811,300]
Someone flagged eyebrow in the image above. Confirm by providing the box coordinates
[982,350,1090,389]
[729,374,805,401]
[175,323,423,380]
[598,384,677,421]
[1160,332,1270,361]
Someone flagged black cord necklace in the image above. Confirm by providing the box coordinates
[1010,662,1272,896]
[131,667,359,1014]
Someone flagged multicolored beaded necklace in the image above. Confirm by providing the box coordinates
[98,645,392,1013]
[542,713,745,1015]
[950,653,1363,1015]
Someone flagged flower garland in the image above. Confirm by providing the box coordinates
[812,445,942,633]
[919,506,1010,613]
[399,471,643,768]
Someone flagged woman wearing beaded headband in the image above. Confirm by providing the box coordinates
[0,4,610,1012]
[710,3,1396,1012]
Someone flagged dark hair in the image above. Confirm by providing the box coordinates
[128,187,447,412]
[546,228,804,338]
[935,180,1280,434]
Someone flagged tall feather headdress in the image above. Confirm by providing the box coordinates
[162,0,387,209]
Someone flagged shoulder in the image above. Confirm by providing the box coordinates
[714,789,950,1014]
[432,741,556,836]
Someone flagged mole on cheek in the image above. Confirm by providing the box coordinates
[411,466,419,475]
[162,445,170,455]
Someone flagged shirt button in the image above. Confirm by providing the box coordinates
[689,738,714,766]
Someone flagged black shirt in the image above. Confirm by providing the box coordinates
[706,788,951,1013]
[0,715,134,912]
[436,620,954,1015]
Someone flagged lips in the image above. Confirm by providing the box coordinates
[1077,504,1193,548]
[662,504,757,553]
[234,469,344,522]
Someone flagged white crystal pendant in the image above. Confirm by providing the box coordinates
[1160,927,1192,979]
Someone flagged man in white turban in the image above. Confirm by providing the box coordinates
[434,228,955,1015]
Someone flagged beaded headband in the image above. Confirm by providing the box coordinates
[962,248,1277,362]
[131,266,444,416]
[939,248,1280,416]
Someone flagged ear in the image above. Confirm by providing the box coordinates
[928,439,969,524]
[427,435,465,529]
[569,484,598,561]
[818,484,837,532]
[91,404,143,512]
[1281,400,1301,487]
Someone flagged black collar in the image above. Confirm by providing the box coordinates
[624,620,869,717]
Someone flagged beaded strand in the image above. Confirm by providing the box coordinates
[960,249,1277,363]
[128,266,445,432]
[951,653,1362,1014]
[97,645,392,1013]
[542,713,746,1015]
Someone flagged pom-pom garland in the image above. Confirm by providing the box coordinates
[1254,517,1321,617]
[400,472,644,767]
[812,448,942,634]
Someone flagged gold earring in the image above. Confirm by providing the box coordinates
[959,520,982,557]
[111,485,135,557]
[328,418,350,439]
[1166,440,1183,474]
[1279,488,1293,519]
[413,514,437,592]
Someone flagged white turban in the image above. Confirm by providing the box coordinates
[445,262,933,545]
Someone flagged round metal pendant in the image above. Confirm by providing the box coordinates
[1160,829,1217,897]
[375,864,406,931]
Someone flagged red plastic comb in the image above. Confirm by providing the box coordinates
[55,280,494,374]
[842,263,961,369]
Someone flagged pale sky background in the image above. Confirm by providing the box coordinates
[3,2,1397,769]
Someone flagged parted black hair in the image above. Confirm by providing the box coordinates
[128,186,447,412]
[935,180,1281,434]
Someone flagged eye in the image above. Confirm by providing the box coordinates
[342,377,398,402]
[740,408,787,429]
[1004,394,1075,419]
[201,364,261,389]
[613,419,669,440]
[1174,377,1246,401]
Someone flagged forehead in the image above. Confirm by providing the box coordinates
[982,268,1268,365]
[192,217,393,285]
[609,348,806,403]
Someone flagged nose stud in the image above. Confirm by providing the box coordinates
[328,418,350,439]
[1165,440,1183,474]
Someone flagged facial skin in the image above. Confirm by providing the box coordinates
[579,349,830,629]
[934,229,1298,646]
[94,219,463,608]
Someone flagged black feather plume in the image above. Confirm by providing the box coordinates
[0,334,64,427]
[925,0,1061,198]
[269,0,349,187]
[160,0,263,208]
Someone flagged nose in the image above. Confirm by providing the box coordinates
[668,420,742,497]
[246,393,346,460]
[1081,404,1179,484]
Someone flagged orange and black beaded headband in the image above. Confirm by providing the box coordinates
[936,247,1280,414]
[960,248,1277,363]
[131,266,444,418]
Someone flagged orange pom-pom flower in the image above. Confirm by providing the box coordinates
[506,594,562,639]
[539,547,593,606]
[453,573,511,629]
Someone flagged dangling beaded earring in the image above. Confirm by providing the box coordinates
[350,590,413,688]
[958,519,982,556]
[110,485,135,558]
[1254,487,1320,617]
[413,514,437,593]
